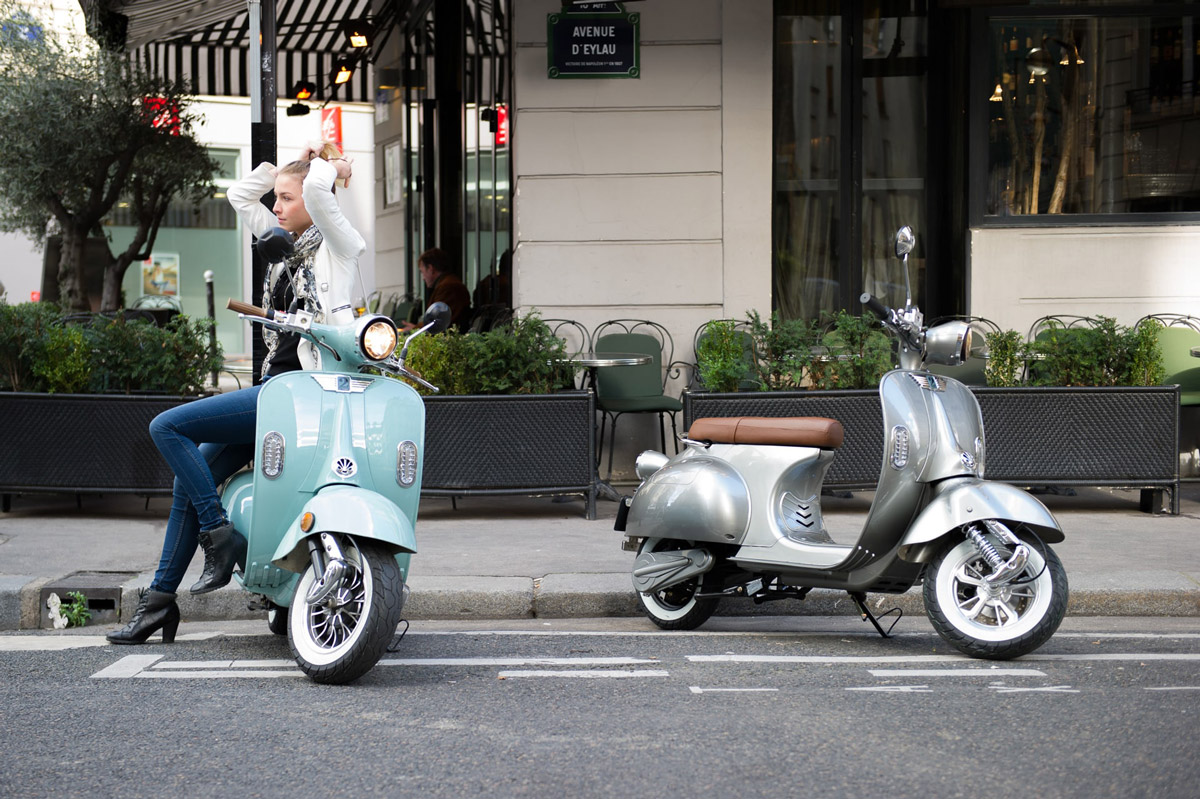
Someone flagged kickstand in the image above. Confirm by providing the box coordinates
[848,592,902,638]
[386,619,410,653]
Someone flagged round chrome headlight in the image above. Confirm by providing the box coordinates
[360,317,398,361]
[923,321,972,366]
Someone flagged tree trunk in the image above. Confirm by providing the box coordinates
[100,257,131,312]
[58,228,90,312]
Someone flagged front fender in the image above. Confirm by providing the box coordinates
[271,484,417,573]
[899,478,1064,562]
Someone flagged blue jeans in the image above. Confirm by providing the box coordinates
[147,386,261,593]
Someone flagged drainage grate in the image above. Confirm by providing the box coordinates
[38,571,136,629]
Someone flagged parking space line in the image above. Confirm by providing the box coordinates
[91,655,163,678]
[497,669,670,679]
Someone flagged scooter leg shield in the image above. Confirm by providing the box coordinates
[270,485,417,574]
[898,478,1064,562]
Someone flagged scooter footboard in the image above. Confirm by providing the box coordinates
[270,485,417,574]
[898,478,1064,562]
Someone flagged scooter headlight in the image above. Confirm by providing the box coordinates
[359,316,398,361]
[923,321,972,366]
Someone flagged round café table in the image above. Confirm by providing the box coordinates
[559,352,652,501]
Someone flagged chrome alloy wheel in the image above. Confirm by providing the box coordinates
[924,533,1068,659]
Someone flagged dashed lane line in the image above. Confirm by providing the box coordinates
[498,670,670,679]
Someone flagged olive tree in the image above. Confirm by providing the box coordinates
[0,1,217,311]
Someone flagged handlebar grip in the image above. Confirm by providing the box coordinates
[859,293,891,320]
[227,299,269,318]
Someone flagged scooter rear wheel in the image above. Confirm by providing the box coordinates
[289,535,405,684]
[923,532,1068,660]
[635,538,719,631]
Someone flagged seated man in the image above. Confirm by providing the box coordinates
[415,247,470,330]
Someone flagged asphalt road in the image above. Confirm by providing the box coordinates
[2,616,1197,798]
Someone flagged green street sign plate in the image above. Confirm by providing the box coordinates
[547,4,640,79]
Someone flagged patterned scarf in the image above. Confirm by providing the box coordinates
[261,225,324,378]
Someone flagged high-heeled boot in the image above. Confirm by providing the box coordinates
[190,522,247,595]
[106,589,179,645]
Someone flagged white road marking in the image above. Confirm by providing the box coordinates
[137,670,305,679]
[91,655,163,678]
[1145,686,1200,691]
[689,687,779,694]
[869,668,1046,678]
[497,669,669,679]
[1022,653,1200,662]
[153,659,297,669]
[1,636,111,651]
[991,685,1079,694]
[691,655,965,664]
[846,685,933,693]
[378,657,659,667]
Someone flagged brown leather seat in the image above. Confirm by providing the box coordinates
[688,416,844,449]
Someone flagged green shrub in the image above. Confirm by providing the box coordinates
[403,312,571,395]
[745,311,820,390]
[0,303,220,395]
[983,329,1025,387]
[0,301,61,391]
[807,310,894,390]
[1027,316,1164,387]
[696,320,756,392]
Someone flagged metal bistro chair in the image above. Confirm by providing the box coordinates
[927,315,1001,386]
[1025,314,1098,384]
[541,319,591,390]
[1138,314,1200,406]
[591,319,683,478]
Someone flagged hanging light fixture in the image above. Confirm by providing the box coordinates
[332,58,355,86]
[989,83,1004,102]
[341,19,371,49]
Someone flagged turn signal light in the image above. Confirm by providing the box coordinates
[300,512,315,532]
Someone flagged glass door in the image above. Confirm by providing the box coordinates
[774,0,929,320]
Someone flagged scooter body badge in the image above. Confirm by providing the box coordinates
[333,457,357,478]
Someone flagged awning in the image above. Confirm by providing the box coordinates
[81,1,379,103]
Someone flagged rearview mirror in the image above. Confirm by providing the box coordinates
[422,301,452,334]
[255,227,295,263]
[894,226,915,259]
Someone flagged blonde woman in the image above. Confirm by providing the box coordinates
[108,142,364,644]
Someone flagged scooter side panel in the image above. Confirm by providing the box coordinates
[271,484,416,576]
[625,451,751,544]
[898,477,1065,559]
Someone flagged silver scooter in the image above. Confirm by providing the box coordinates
[616,227,1069,660]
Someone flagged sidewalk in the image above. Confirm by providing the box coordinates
[0,482,1197,630]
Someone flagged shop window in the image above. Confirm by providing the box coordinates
[106,149,238,230]
[982,9,1200,218]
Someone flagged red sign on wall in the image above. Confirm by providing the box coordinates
[496,104,509,146]
[321,107,343,150]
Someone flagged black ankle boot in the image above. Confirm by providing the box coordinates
[190,522,247,595]
[106,589,179,645]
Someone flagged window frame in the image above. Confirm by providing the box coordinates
[969,3,1200,227]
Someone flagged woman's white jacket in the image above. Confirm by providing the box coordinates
[227,158,364,370]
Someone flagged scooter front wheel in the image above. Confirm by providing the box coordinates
[923,532,1068,660]
[635,537,719,631]
[289,535,405,684]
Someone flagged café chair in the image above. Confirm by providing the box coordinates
[1138,314,1200,406]
[591,319,683,478]
[541,318,591,390]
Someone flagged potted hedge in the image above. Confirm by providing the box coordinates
[0,302,221,510]
[400,312,599,519]
[686,313,1179,513]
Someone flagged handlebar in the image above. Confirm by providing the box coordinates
[227,299,270,318]
[859,292,891,321]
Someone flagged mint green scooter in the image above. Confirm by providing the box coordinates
[222,229,450,684]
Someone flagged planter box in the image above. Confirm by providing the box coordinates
[421,390,598,519]
[684,385,1181,514]
[0,393,189,510]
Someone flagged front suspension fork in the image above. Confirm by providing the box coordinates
[963,520,1030,585]
[305,533,347,604]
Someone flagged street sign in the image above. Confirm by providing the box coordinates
[547,3,640,79]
